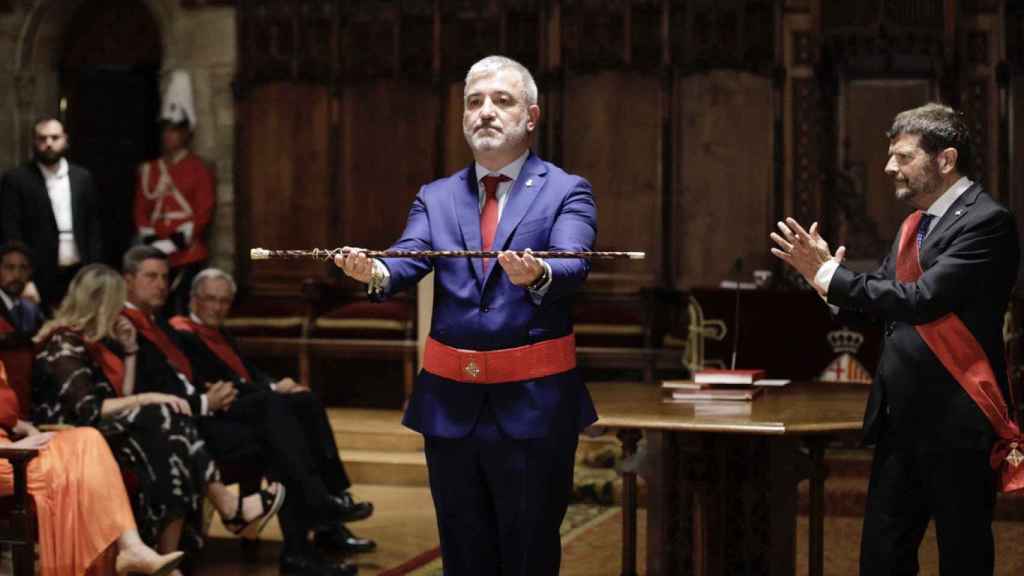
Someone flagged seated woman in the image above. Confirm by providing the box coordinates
[0,362,184,575]
[31,264,284,562]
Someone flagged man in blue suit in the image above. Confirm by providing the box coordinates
[336,55,598,575]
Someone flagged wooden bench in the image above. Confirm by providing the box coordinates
[573,287,687,382]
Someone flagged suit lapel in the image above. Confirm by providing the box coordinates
[920,183,980,256]
[29,164,59,231]
[0,298,18,331]
[482,154,547,287]
[454,164,484,283]
[69,166,82,246]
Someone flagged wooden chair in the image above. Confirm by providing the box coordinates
[0,445,39,576]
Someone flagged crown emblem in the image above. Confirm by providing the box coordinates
[827,327,864,354]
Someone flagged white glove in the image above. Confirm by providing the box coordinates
[152,239,178,255]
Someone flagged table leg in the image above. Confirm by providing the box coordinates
[806,437,827,576]
[617,428,643,576]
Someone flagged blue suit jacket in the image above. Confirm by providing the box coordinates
[378,153,599,439]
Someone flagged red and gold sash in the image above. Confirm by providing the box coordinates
[897,210,1024,492]
[121,308,193,382]
[169,315,251,381]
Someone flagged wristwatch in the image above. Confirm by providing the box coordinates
[528,263,550,291]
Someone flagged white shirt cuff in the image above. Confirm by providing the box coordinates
[369,259,391,295]
[528,260,553,305]
[152,239,178,255]
[814,260,840,297]
[200,394,209,416]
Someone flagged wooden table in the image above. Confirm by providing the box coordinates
[590,381,868,576]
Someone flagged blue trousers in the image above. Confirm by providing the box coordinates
[424,400,579,576]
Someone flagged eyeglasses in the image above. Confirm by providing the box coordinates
[196,294,233,306]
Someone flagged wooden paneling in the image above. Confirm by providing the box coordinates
[675,71,774,288]
[339,80,438,251]
[563,72,662,289]
[239,84,332,291]
[232,0,1015,297]
[444,83,475,175]
[836,79,933,266]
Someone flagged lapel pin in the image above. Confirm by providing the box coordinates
[526,179,533,187]
[954,209,963,217]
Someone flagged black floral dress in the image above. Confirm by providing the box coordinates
[32,331,220,545]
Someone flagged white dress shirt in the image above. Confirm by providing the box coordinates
[815,176,975,297]
[38,158,81,267]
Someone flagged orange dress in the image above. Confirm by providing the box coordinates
[0,365,135,576]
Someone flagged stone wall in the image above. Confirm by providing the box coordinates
[0,0,238,272]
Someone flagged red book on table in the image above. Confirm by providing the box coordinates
[693,369,767,385]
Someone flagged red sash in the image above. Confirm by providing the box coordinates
[169,315,251,381]
[896,210,1024,493]
[423,333,577,384]
[121,308,193,382]
[37,327,126,396]
[0,315,34,418]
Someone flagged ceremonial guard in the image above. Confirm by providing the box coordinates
[134,70,215,314]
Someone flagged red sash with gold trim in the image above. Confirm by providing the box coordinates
[897,210,1024,492]
[169,315,251,382]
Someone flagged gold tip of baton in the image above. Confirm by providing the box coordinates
[250,248,270,260]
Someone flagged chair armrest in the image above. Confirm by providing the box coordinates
[37,424,74,432]
[0,447,40,463]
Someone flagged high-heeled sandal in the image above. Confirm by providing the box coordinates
[115,549,184,576]
[221,482,286,539]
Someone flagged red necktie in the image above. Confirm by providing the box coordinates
[480,174,510,271]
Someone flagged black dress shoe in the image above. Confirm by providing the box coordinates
[326,492,374,524]
[280,550,358,576]
[315,524,377,554]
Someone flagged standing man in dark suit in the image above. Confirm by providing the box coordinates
[0,118,103,312]
[336,55,598,575]
[771,102,1020,574]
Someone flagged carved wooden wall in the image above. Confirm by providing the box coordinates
[235,0,1019,296]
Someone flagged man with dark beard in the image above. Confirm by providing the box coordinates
[771,103,1020,574]
[0,118,103,311]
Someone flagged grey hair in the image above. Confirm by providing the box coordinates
[464,55,539,107]
[191,267,237,296]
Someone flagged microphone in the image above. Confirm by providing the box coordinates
[730,257,743,370]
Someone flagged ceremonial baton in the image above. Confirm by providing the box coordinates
[250,248,645,261]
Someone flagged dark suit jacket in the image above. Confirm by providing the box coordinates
[828,183,1020,451]
[133,318,206,416]
[0,162,103,308]
[0,295,43,345]
[173,327,276,396]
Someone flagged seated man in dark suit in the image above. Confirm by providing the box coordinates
[120,246,365,576]
[169,267,375,555]
[0,242,45,415]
